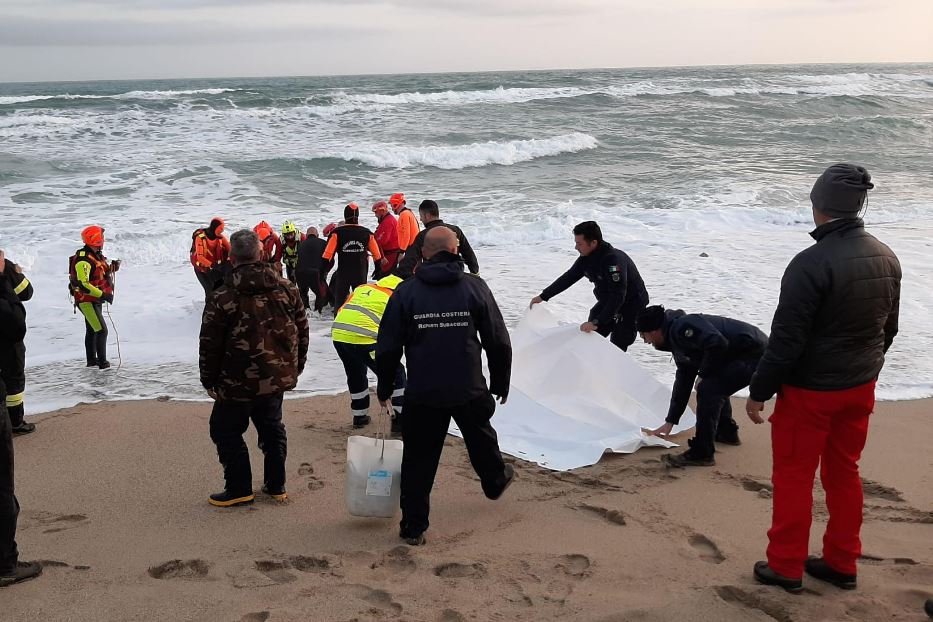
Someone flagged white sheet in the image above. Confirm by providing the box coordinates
[448,304,696,471]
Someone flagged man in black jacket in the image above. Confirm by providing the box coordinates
[376,227,513,546]
[530,221,648,351]
[745,164,901,594]
[394,200,479,279]
[0,254,42,588]
[636,305,768,466]
[295,227,327,312]
[0,251,34,435]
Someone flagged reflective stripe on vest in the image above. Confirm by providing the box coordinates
[331,283,393,344]
[13,277,29,296]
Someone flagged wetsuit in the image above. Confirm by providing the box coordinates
[395,220,479,279]
[281,234,303,285]
[71,246,113,367]
[540,241,648,351]
[0,259,32,433]
[296,235,327,311]
[322,224,383,308]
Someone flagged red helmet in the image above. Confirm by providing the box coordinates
[322,222,338,237]
[81,225,105,247]
[388,193,405,210]
[253,221,272,241]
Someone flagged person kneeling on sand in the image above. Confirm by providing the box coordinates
[199,229,309,507]
[636,305,768,467]
[375,226,513,546]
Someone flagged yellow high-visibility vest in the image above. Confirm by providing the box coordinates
[331,275,402,345]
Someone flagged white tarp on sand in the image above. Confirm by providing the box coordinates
[449,305,696,471]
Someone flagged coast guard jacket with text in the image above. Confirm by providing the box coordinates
[376,251,511,407]
[654,309,768,424]
[540,241,648,327]
[749,218,901,401]
[199,261,309,401]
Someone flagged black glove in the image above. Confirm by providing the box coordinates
[110,259,121,272]
[102,292,114,304]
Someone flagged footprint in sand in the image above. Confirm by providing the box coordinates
[298,462,325,491]
[556,554,592,578]
[577,504,626,526]
[41,514,89,534]
[689,534,725,564]
[148,559,211,580]
[439,609,466,622]
[860,478,905,502]
[434,562,487,579]
[255,560,296,584]
[714,586,792,622]
[289,554,338,573]
[344,584,403,614]
[371,546,417,572]
[240,613,270,622]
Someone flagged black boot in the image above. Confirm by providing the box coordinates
[208,489,254,507]
[924,598,932,618]
[0,561,42,588]
[804,557,857,590]
[352,414,371,428]
[261,484,287,502]
[96,332,110,369]
[715,425,742,446]
[753,561,803,593]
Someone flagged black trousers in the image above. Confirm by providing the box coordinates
[332,271,366,310]
[209,393,287,494]
[400,394,508,536]
[0,384,19,574]
[691,357,759,459]
[333,341,405,421]
[296,269,324,311]
[0,342,26,427]
[590,300,646,352]
[81,302,108,364]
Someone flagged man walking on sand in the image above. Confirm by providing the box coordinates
[376,226,513,546]
[199,229,309,507]
[746,164,901,593]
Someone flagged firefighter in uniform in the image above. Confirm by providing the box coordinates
[70,226,120,369]
[190,217,230,296]
[0,251,34,435]
[331,274,407,431]
[376,226,513,546]
[280,220,304,285]
[531,220,648,352]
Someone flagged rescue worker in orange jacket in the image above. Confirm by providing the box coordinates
[69,226,120,369]
[253,221,283,271]
[190,217,231,295]
[389,193,419,252]
[322,204,384,308]
[372,201,401,279]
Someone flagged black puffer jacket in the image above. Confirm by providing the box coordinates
[749,219,901,401]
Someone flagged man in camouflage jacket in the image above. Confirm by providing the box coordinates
[199,229,309,507]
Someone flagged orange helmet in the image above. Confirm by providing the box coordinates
[388,193,405,209]
[253,220,272,241]
[81,225,105,247]
[372,200,389,216]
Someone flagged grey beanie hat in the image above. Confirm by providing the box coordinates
[810,163,874,218]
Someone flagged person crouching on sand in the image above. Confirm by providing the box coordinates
[199,229,309,507]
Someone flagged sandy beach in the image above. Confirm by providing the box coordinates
[4,394,932,621]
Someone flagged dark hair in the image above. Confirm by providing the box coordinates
[418,199,439,218]
[572,221,602,244]
[635,305,666,332]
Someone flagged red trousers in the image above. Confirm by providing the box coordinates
[766,381,875,579]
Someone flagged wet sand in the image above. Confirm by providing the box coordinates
[6,395,933,621]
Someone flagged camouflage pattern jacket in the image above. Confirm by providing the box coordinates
[199,261,309,401]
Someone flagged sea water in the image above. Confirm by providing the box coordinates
[1,64,931,414]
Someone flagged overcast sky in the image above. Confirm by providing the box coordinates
[1,0,931,82]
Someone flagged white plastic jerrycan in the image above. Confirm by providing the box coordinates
[345,431,403,518]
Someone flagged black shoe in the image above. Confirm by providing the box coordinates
[804,557,857,590]
[390,415,403,436]
[11,422,36,436]
[352,415,371,428]
[86,359,98,367]
[662,450,715,467]
[261,484,288,501]
[399,530,426,546]
[715,430,742,446]
[753,561,803,593]
[924,598,932,618]
[208,490,254,507]
[487,464,515,500]
[98,360,111,370]
[0,561,42,588]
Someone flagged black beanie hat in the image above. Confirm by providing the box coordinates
[635,305,666,332]
[344,203,359,223]
[810,163,874,219]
